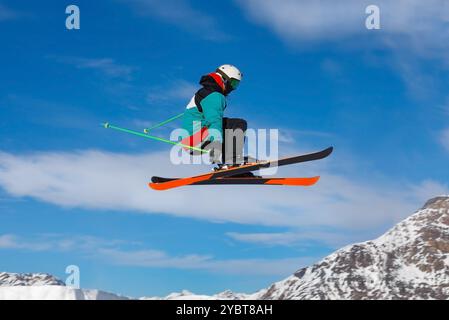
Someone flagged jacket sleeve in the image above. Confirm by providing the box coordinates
[200,92,225,142]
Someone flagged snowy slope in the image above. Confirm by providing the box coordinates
[259,196,449,299]
[0,273,245,300]
[0,286,129,300]
[0,272,129,300]
[143,289,257,300]
[1,196,449,300]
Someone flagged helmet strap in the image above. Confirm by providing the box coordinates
[215,69,230,81]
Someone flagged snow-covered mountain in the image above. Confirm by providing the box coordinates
[0,272,129,300]
[1,196,449,300]
[0,273,247,300]
[142,289,254,300]
[260,196,449,299]
[0,272,64,287]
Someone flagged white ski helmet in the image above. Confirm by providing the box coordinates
[216,64,242,81]
[216,64,242,91]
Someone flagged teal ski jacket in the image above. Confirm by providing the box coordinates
[182,73,227,142]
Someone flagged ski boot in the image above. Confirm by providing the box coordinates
[212,163,262,178]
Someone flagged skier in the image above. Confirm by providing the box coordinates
[101,64,334,190]
[182,64,247,170]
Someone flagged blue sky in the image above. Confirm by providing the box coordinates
[1,0,449,297]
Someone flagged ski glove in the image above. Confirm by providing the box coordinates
[206,141,222,164]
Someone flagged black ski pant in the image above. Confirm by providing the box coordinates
[222,118,247,164]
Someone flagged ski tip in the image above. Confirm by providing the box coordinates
[151,176,177,183]
[148,181,182,191]
[149,182,166,191]
[148,182,157,190]
[309,176,321,185]
[324,146,334,155]
[102,122,110,129]
[293,176,320,186]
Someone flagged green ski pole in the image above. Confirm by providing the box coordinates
[102,122,208,153]
[143,113,184,134]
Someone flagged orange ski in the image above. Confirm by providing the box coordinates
[149,147,332,191]
[149,176,320,190]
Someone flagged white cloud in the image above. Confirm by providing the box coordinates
[237,0,364,41]
[0,233,132,252]
[0,234,51,251]
[0,148,447,236]
[101,247,307,276]
[236,0,449,99]
[227,231,307,246]
[226,230,355,249]
[411,180,449,202]
[0,233,312,276]
[146,80,198,105]
[236,0,449,45]
[0,3,20,21]
[0,234,19,248]
[201,257,313,276]
[122,0,229,41]
[53,57,135,79]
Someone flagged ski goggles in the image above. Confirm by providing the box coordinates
[229,78,240,89]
